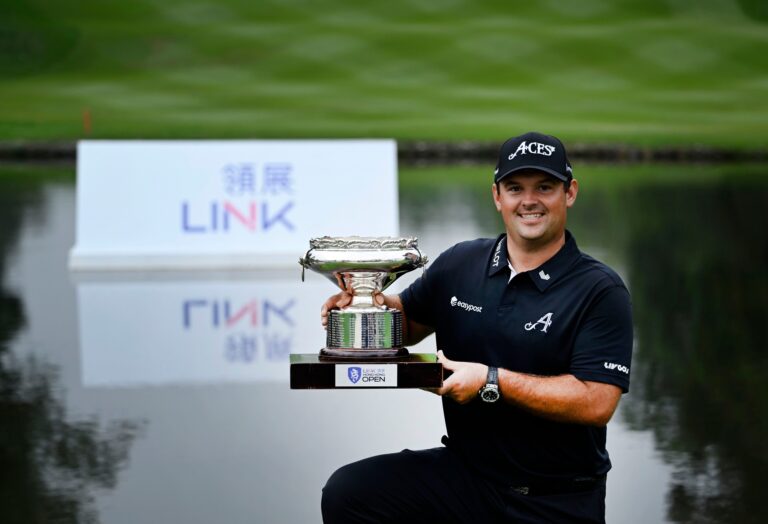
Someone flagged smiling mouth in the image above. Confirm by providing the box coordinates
[519,213,544,220]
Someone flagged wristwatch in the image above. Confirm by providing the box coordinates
[478,366,500,403]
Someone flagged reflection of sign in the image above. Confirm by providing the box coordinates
[71,140,398,269]
[182,297,296,366]
[182,299,295,328]
[335,365,397,387]
[77,273,329,387]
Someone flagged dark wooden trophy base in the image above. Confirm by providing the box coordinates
[290,351,444,389]
[319,346,409,360]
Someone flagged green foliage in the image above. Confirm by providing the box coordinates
[400,163,768,190]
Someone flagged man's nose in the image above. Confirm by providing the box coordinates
[520,191,539,206]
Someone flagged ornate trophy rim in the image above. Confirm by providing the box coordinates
[308,236,419,251]
[298,236,428,278]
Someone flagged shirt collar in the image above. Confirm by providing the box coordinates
[487,234,509,277]
[487,230,582,291]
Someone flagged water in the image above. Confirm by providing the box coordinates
[1,164,766,523]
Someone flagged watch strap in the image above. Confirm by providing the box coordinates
[487,366,498,386]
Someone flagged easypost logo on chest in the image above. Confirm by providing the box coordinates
[450,296,483,313]
[508,141,556,161]
[181,162,295,234]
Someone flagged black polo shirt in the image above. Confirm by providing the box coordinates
[400,230,633,486]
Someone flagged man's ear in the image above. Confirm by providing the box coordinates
[566,179,578,208]
[492,182,502,211]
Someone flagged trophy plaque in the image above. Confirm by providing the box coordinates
[290,236,445,389]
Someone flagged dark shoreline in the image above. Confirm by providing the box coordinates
[1,140,767,166]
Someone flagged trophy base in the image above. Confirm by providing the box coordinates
[290,353,444,389]
[319,346,409,360]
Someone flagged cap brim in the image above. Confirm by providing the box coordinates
[495,165,569,183]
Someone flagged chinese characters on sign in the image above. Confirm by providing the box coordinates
[182,162,295,233]
[222,162,294,196]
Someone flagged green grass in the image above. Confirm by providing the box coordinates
[2,0,768,146]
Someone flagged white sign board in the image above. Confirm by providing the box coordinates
[70,140,398,269]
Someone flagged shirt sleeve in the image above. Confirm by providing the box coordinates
[399,245,455,328]
[570,284,634,393]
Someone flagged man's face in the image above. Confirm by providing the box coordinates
[492,171,578,248]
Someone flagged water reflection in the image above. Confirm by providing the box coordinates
[0,169,143,524]
[611,183,768,524]
[0,349,144,524]
[0,164,767,523]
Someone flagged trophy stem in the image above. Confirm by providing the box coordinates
[350,295,379,308]
[338,271,385,308]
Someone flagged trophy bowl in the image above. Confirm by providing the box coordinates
[300,236,428,359]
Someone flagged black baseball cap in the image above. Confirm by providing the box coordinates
[494,131,573,184]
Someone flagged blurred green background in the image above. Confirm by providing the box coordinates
[2,0,767,146]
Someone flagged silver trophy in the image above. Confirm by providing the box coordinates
[300,236,428,359]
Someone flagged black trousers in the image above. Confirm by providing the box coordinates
[321,447,606,524]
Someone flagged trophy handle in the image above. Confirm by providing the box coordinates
[299,249,313,282]
[414,245,428,276]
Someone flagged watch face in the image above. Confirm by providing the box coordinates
[481,387,500,403]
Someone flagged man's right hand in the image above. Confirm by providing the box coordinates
[321,292,352,329]
[320,291,385,329]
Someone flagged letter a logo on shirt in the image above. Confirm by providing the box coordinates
[524,312,553,333]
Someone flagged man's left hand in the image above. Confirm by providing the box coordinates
[436,350,488,404]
